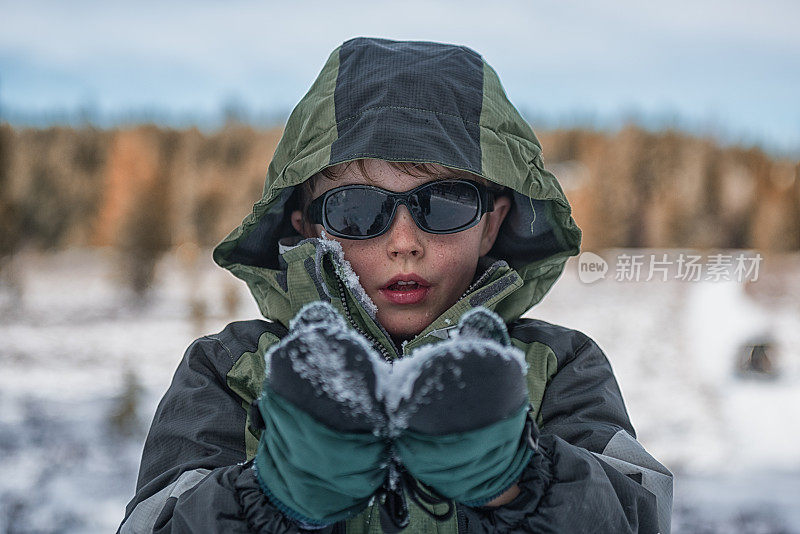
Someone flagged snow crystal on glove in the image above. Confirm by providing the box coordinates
[265,313,387,426]
[374,337,528,434]
[289,301,347,331]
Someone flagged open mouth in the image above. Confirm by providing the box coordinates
[386,280,424,291]
[380,275,431,305]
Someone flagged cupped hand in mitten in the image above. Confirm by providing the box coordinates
[254,301,390,527]
[386,307,537,507]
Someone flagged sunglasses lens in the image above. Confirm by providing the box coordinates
[319,180,485,238]
[416,182,480,232]
[324,188,392,237]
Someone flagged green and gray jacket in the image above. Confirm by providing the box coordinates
[121,37,672,533]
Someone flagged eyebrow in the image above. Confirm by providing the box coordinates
[436,171,497,191]
[438,172,465,179]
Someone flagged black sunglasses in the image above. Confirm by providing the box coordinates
[307,179,495,240]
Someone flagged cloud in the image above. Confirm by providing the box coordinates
[1,0,798,151]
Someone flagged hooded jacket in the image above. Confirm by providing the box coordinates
[120,37,672,533]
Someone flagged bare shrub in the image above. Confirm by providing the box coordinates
[193,184,227,247]
[10,127,108,250]
[189,295,208,334]
[115,128,175,298]
[223,281,242,317]
[119,181,172,297]
[108,367,144,438]
[0,124,25,308]
[0,124,21,259]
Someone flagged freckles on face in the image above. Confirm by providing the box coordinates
[307,160,491,342]
[331,217,485,341]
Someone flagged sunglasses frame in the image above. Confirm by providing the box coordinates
[307,179,496,240]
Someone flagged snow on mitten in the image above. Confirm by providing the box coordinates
[254,302,390,527]
[391,307,536,507]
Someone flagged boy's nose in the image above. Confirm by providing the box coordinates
[386,205,424,258]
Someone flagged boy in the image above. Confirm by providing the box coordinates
[120,37,672,533]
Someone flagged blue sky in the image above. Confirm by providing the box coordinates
[1,0,799,154]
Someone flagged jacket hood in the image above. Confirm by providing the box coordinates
[213,37,581,328]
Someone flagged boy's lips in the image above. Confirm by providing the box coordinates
[379,274,431,305]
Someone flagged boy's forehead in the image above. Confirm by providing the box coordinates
[312,160,469,195]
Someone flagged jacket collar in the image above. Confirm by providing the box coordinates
[273,236,523,360]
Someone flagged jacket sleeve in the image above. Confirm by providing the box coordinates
[458,329,673,533]
[118,322,321,534]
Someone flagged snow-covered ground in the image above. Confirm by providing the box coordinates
[0,248,798,533]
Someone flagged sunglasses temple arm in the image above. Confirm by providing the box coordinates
[307,197,324,225]
[485,189,495,212]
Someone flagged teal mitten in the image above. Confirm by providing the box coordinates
[390,307,537,507]
[253,302,390,527]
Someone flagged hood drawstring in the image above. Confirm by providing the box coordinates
[378,464,454,532]
[377,478,408,533]
[402,470,454,521]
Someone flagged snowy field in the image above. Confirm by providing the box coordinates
[0,248,798,533]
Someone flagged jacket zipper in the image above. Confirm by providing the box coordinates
[336,276,396,362]
[333,265,501,534]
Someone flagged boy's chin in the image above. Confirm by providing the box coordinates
[378,311,433,345]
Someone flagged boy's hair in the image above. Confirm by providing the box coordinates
[295,159,508,232]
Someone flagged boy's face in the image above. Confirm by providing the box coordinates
[291,159,511,343]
